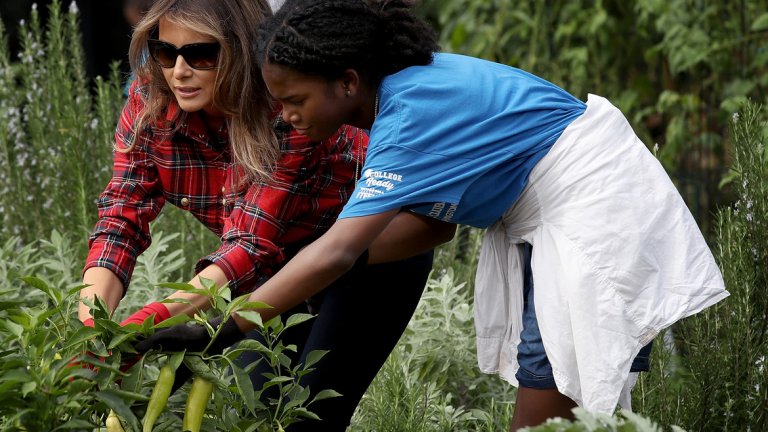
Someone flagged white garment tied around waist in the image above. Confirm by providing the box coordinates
[474,94,728,413]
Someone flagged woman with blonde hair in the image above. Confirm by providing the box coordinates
[80,0,437,429]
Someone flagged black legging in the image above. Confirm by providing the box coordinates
[236,251,434,431]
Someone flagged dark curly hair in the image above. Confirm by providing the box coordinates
[256,0,439,86]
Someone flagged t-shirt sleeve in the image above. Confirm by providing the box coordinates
[339,140,471,220]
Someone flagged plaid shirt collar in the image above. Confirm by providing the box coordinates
[154,100,229,151]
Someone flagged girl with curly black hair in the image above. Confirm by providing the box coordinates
[141,1,727,429]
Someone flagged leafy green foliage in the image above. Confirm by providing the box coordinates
[0,241,339,431]
[351,349,487,432]
[634,102,768,431]
[0,0,123,246]
[115,278,338,432]
[350,249,514,431]
[524,408,686,432]
[399,269,508,408]
[0,276,144,431]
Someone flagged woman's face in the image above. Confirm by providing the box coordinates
[262,62,353,141]
[157,18,220,116]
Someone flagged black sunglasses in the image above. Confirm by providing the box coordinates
[147,39,220,70]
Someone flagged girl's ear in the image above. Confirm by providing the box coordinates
[340,68,362,97]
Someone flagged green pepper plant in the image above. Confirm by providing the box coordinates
[0,269,338,432]
[121,277,341,432]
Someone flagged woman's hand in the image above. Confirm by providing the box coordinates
[79,267,124,323]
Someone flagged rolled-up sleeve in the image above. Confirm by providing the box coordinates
[84,87,164,291]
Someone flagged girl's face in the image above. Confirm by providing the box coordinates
[156,18,221,116]
[262,62,354,141]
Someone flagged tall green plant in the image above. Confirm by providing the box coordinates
[634,101,768,430]
[0,15,23,239]
[0,0,123,248]
[351,267,515,432]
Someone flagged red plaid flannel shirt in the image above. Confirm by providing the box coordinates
[85,84,367,296]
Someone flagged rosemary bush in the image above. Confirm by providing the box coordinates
[0,1,122,245]
[634,101,768,431]
[351,233,516,432]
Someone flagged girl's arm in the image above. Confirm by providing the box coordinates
[136,209,457,351]
[81,211,457,322]
[157,211,456,319]
[233,208,419,330]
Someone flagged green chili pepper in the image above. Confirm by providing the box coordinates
[182,376,214,432]
[105,410,126,432]
[142,363,175,432]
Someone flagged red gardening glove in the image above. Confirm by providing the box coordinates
[120,302,172,373]
[120,302,171,326]
[74,303,173,376]
[69,303,172,379]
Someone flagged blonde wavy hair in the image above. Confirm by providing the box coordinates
[126,0,278,184]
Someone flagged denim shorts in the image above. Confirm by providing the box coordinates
[516,245,653,389]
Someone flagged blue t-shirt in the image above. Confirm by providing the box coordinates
[339,53,586,228]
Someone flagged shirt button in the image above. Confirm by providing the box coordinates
[221,186,226,193]
[180,197,190,207]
